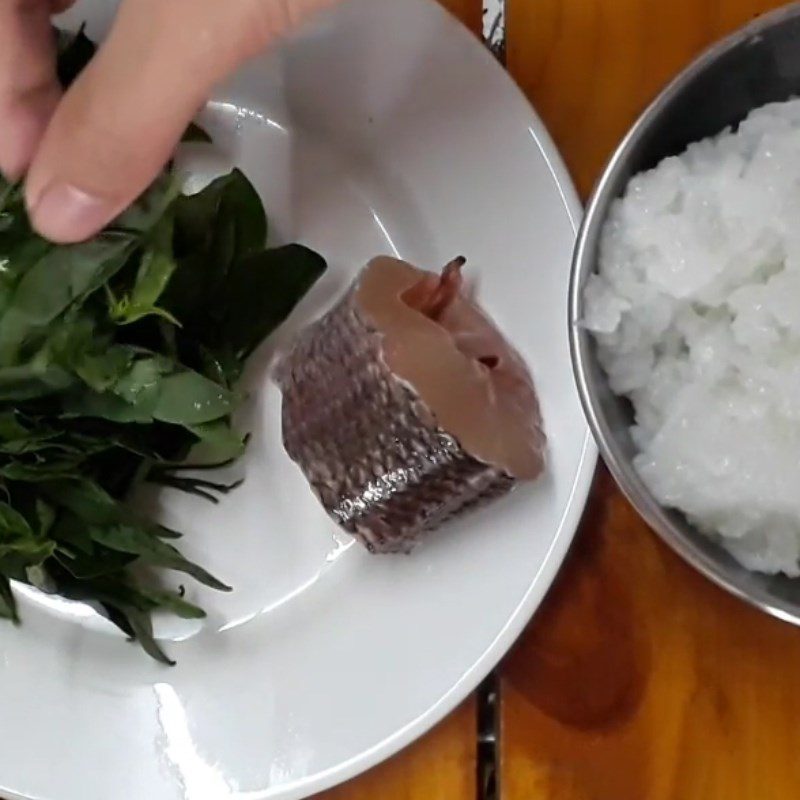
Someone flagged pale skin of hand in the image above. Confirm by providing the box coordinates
[0,0,338,243]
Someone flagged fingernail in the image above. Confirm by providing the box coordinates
[28,183,114,243]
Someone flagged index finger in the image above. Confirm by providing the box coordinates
[0,0,72,180]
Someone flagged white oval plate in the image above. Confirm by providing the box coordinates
[5,2,595,798]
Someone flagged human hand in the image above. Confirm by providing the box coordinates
[0,0,336,243]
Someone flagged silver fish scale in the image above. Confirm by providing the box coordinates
[278,283,516,553]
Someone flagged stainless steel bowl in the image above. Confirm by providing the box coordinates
[570,1,800,625]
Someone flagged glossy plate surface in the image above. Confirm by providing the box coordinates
[5,1,595,798]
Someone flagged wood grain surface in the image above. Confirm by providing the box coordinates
[501,3,800,799]
[318,698,476,800]
[499,468,800,800]
[506,0,780,197]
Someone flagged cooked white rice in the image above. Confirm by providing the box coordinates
[584,98,800,577]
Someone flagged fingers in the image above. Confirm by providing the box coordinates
[244,0,341,43]
[0,0,64,180]
[26,0,340,243]
[26,0,240,243]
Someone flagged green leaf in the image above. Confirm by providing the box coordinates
[11,235,134,321]
[56,25,97,88]
[0,177,19,215]
[0,502,35,537]
[0,575,18,623]
[36,500,55,538]
[175,169,266,261]
[110,214,179,326]
[65,350,235,427]
[0,501,55,566]
[111,355,167,409]
[181,123,212,144]
[54,544,135,581]
[112,355,236,425]
[26,563,57,593]
[0,462,78,483]
[59,573,202,619]
[141,588,206,619]
[88,524,230,591]
[0,233,137,363]
[0,360,75,402]
[0,416,52,453]
[55,547,135,580]
[62,390,155,424]
[124,608,174,665]
[112,173,181,235]
[219,244,327,359]
[191,343,239,387]
[164,170,267,326]
[74,347,135,393]
[58,575,178,665]
[43,480,124,526]
[187,420,246,461]
[0,27,326,663]
[0,539,53,564]
[152,371,235,425]
[56,25,97,89]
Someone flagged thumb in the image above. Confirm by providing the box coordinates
[26,0,335,243]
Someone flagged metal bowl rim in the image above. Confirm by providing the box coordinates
[569,0,800,626]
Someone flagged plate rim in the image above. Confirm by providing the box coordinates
[14,3,597,799]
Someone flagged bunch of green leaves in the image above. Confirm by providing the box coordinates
[0,28,326,663]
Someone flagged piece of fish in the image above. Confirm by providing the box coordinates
[277,256,546,553]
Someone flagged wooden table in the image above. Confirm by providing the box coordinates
[321,1,800,798]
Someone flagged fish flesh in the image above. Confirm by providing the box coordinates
[277,256,545,553]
